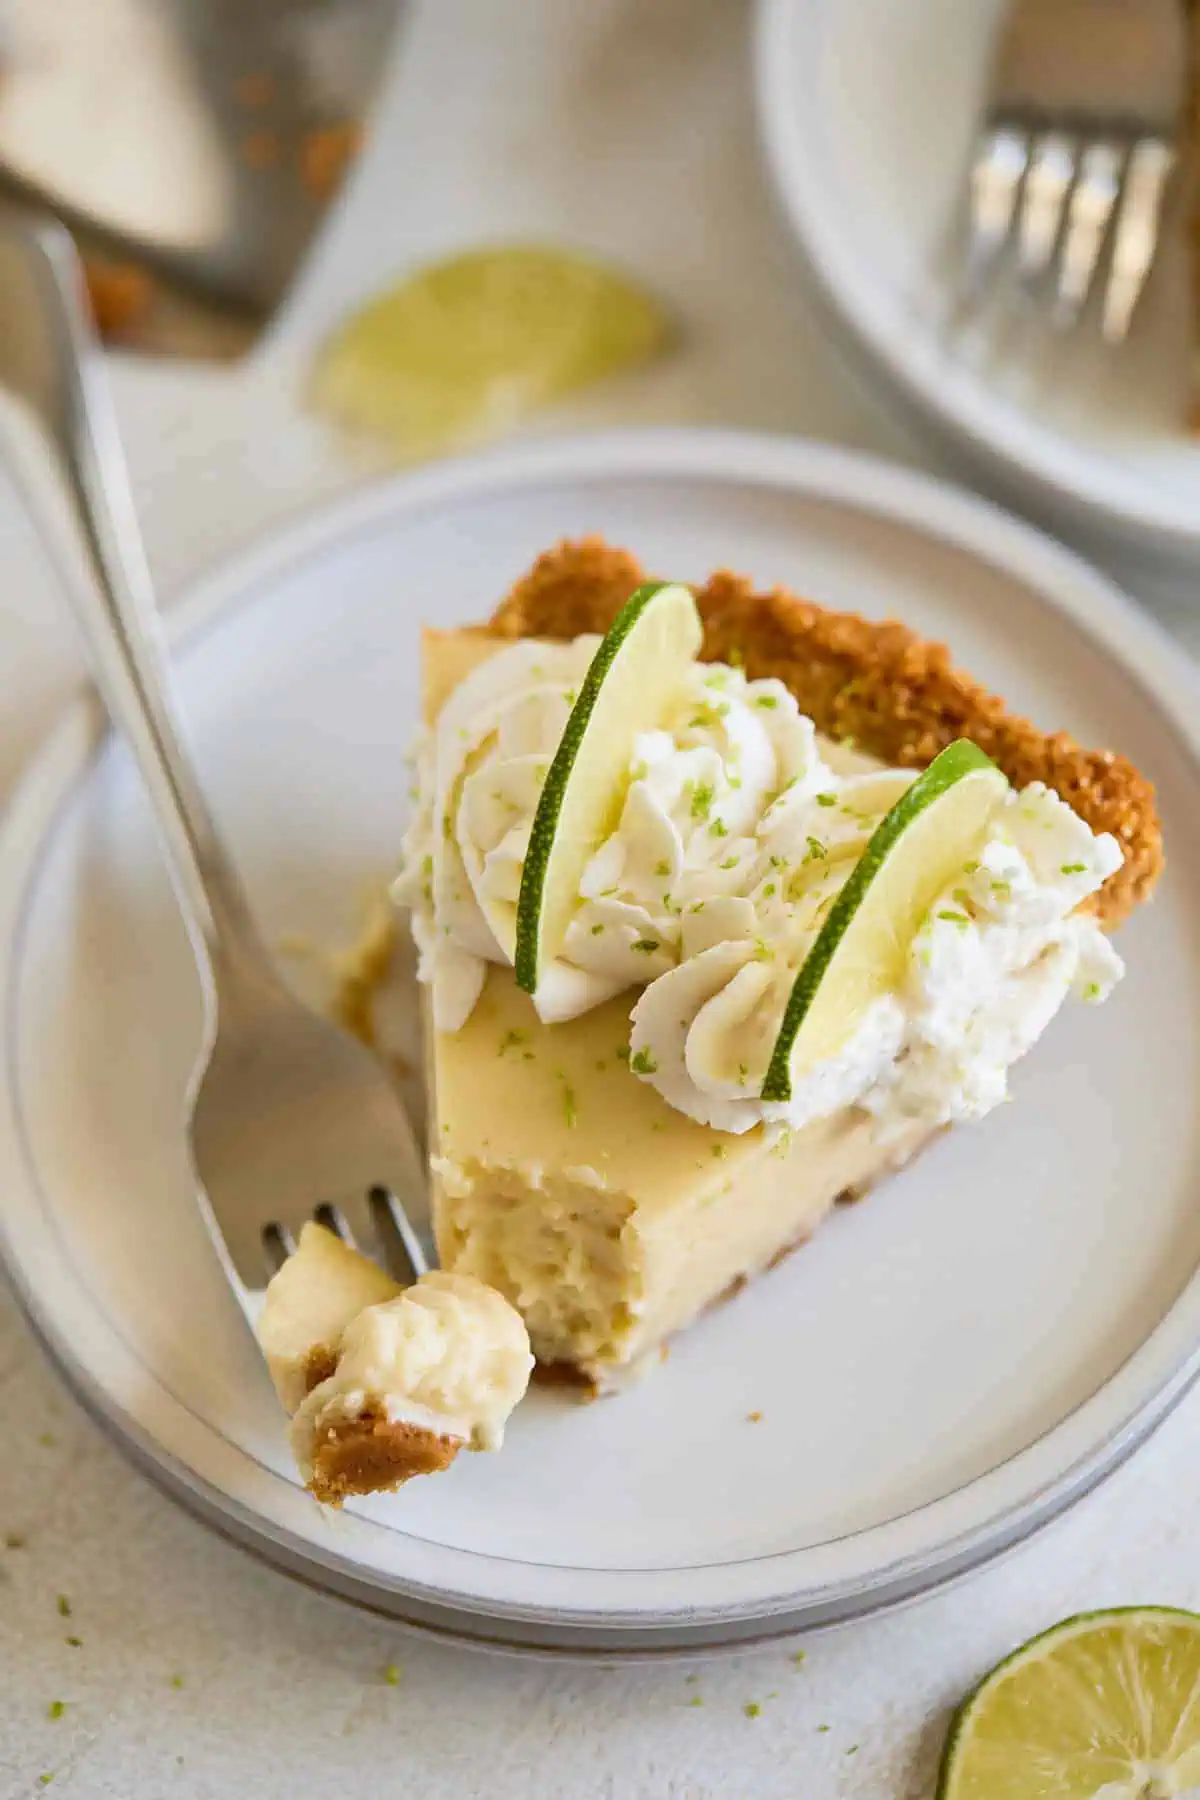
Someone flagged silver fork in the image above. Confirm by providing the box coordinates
[966,0,1187,340]
[0,208,430,1317]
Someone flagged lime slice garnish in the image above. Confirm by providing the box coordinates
[761,740,1008,1100]
[515,581,702,997]
[310,244,673,459]
[938,1607,1200,1799]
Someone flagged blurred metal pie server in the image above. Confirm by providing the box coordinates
[0,0,404,358]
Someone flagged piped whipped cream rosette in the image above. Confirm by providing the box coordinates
[398,633,605,1029]
[396,583,1124,1139]
[628,768,1122,1136]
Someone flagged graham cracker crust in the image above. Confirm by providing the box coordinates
[303,1346,339,1393]
[306,1411,464,1507]
[490,538,1164,928]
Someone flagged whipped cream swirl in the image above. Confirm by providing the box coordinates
[629,778,1122,1135]
[396,640,822,1027]
[397,639,1124,1137]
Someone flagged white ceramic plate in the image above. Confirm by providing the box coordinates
[4,429,1200,1655]
[756,0,1200,574]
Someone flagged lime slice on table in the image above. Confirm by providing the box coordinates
[761,739,1008,1101]
[938,1608,1200,1799]
[310,244,673,460]
[515,581,702,998]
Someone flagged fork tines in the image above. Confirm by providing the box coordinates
[965,0,1187,341]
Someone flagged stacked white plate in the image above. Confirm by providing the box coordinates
[3,431,1200,1654]
[757,0,1200,577]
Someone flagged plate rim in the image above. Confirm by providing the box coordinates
[754,0,1200,563]
[3,424,1200,1645]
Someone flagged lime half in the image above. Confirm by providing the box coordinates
[939,1608,1200,1799]
[515,581,701,997]
[311,244,673,460]
[761,739,1007,1100]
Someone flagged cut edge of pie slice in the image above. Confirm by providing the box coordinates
[420,541,1163,1397]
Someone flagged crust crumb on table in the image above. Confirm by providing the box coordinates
[307,1412,463,1507]
[490,537,1164,928]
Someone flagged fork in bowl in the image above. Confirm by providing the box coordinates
[0,209,431,1318]
[965,0,1188,340]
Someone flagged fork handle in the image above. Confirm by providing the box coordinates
[0,209,269,982]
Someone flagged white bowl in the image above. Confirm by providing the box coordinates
[756,0,1199,576]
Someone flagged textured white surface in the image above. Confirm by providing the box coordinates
[3,1,1200,1795]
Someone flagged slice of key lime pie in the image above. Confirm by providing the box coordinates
[392,541,1163,1395]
